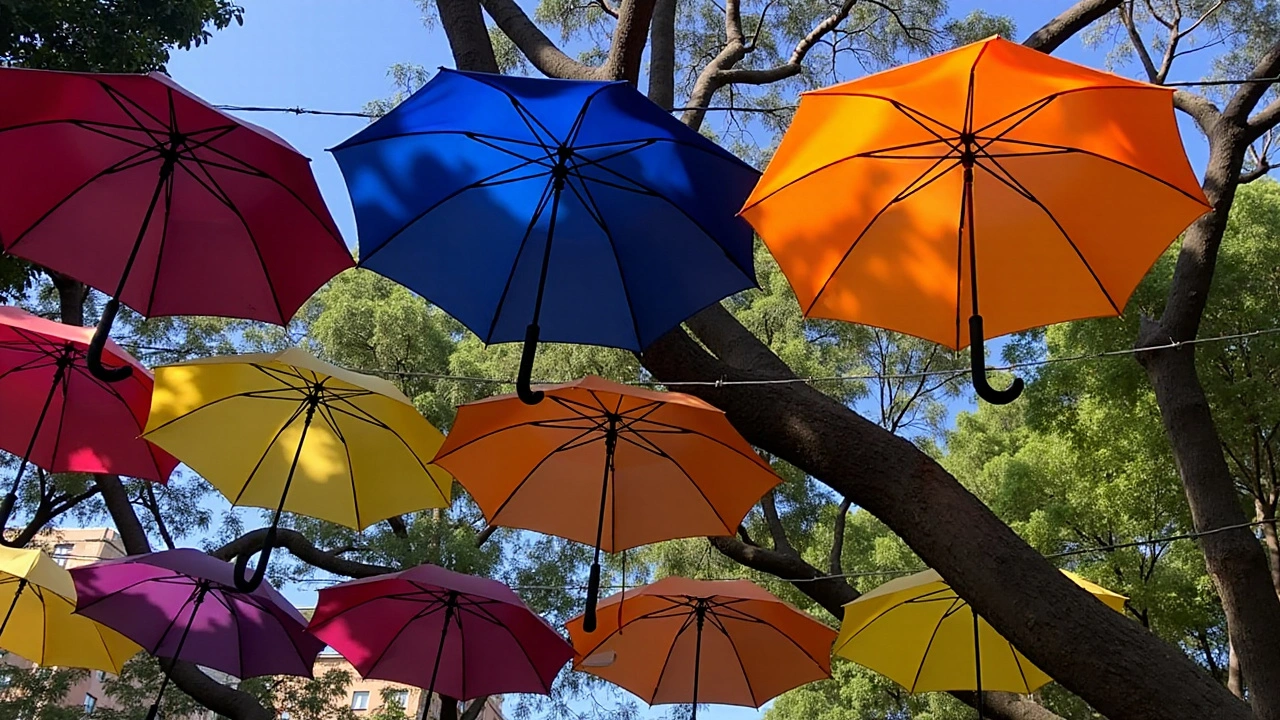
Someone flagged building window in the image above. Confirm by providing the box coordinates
[83,693,97,714]
[52,544,75,567]
[94,670,106,682]
[389,690,410,708]
[351,691,370,711]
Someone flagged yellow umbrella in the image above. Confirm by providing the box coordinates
[0,545,139,672]
[834,569,1126,717]
[143,348,452,591]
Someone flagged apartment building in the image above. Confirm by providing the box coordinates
[313,648,507,720]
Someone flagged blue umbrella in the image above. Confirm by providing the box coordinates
[331,70,759,403]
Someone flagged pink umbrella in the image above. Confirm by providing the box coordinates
[308,564,573,703]
[0,68,352,383]
[0,306,177,529]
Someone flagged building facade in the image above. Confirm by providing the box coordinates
[314,649,507,720]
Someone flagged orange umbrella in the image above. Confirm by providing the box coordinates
[566,577,836,719]
[740,36,1210,404]
[432,376,780,630]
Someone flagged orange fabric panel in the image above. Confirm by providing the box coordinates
[432,376,780,552]
[741,36,1210,349]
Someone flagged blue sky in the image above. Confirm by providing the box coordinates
[155,2,1226,717]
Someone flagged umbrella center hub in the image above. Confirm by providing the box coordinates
[959,133,977,168]
[551,146,573,186]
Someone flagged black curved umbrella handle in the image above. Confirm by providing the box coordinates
[233,526,276,593]
[516,323,544,405]
[145,702,161,720]
[88,299,134,384]
[583,561,602,633]
[968,315,1023,405]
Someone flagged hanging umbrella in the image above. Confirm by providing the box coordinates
[0,67,352,384]
[331,69,759,405]
[0,306,177,529]
[739,35,1210,404]
[308,563,573,706]
[833,569,1126,718]
[0,545,140,672]
[141,348,452,591]
[566,577,836,719]
[70,548,324,720]
[432,376,779,630]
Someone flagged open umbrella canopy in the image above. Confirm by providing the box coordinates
[332,69,759,402]
[0,306,176,524]
[0,67,352,382]
[566,577,836,717]
[433,376,780,628]
[0,545,140,673]
[308,563,573,700]
[142,348,451,590]
[739,36,1209,403]
[69,548,323,679]
[833,569,1126,696]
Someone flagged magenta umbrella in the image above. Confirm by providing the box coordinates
[308,564,573,703]
[70,548,323,720]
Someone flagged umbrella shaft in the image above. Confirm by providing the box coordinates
[593,419,618,559]
[114,158,175,300]
[529,180,565,328]
[962,167,980,316]
[0,579,27,636]
[6,353,71,498]
[691,608,705,720]
[426,597,457,705]
[154,584,209,710]
[973,610,983,720]
[272,400,319,527]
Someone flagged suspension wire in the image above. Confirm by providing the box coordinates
[116,324,1280,389]
[212,74,1280,121]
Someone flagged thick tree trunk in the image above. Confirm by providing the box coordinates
[640,306,1251,720]
[1137,131,1280,720]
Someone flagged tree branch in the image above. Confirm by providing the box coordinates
[1223,38,1280,124]
[709,535,853,617]
[830,498,852,576]
[1022,0,1123,52]
[438,0,500,73]
[759,491,796,555]
[601,0,657,83]
[145,484,177,550]
[646,0,676,108]
[1119,2,1161,82]
[1249,98,1280,141]
[480,0,595,79]
[212,527,394,579]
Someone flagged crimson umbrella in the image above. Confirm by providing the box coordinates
[307,564,573,707]
[70,549,324,720]
[0,306,177,529]
[0,68,352,383]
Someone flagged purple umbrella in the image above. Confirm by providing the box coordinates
[307,564,573,704]
[70,548,323,720]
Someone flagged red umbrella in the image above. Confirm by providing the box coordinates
[0,306,177,528]
[307,564,573,704]
[0,68,352,383]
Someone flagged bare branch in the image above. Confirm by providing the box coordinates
[1249,98,1280,141]
[1224,38,1280,124]
[708,535,853,617]
[386,515,409,538]
[1119,2,1161,82]
[476,524,499,546]
[721,0,858,84]
[1176,90,1223,132]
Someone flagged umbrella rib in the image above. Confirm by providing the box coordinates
[44,362,73,472]
[806,155,965,316]
[251,364,313,390]
[187,141,350,251]
[706,613,760,707]
[564,85,614,148]
[0,354,62,383]
[174,151,288,323]
[333,129,554,152]
[316,400,363,530]
[979,137,1211,206]
[567,159,756,280]
[1009,640,1033,693]
[563,171,645,349]
[141,391,278,437]
[457,599,469,700]
[141,166,177,316]
[320,395,451,503]
[67,120,165,151]
[4,144,162,252]
[231,400,310,506]
[433,416,577,461]
[152,586,201,657]
[806,92,962,137]
[466,134,551,166]
[221,588,248,678]
[972,157,1120,314]
[483,175,557,343]
[909,597,962,693]
[365,602,451,680]
[99,82,168,145]
[487,425,602,526]
[650,610,697,704]
[456,73,563,149]
[646,447,735,535]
